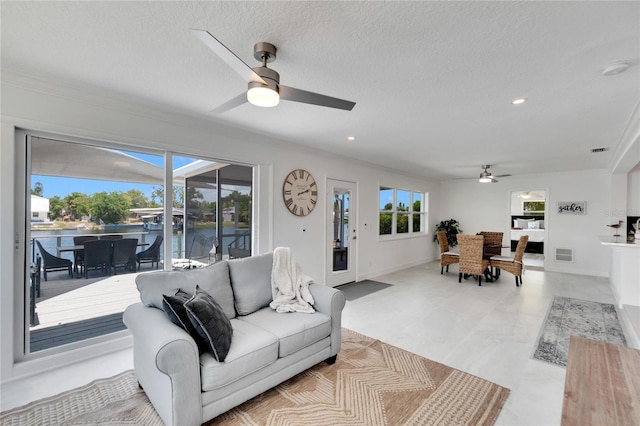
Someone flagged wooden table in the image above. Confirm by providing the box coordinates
[562,336,640,425]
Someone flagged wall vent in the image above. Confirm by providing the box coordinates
[555,248,574,262]
[591,147,609,153]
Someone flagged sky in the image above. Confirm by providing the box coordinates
[32,152,197,199]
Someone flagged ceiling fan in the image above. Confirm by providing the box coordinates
[190,29,356,113]
[478,165,511,183]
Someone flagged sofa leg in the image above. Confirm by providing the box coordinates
[326,355,337,365]
[138,381,143,390]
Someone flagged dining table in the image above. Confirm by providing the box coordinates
[57,240,149,277]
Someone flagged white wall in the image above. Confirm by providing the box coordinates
[439,171,613,277]
[0,76,440,381]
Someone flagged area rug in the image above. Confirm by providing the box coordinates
[1,329,510,426]
[337,279,393,301]
[532,296,627,367]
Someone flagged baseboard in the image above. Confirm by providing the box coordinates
[620,304,640,349]
[357,257,432,282]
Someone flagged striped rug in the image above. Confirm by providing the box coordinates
[1,329,509,426]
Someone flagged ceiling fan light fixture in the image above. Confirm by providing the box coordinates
[247,85,279,107]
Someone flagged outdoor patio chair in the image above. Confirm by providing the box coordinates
[136,235,163,271]
[73,235,98,276]
[436,230,459,274]
[490,235,529,286]
[457,234,490,286]
[35,240,73,281]
[111,238,138,274]
[83,239,113,279]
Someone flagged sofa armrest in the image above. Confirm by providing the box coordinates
[123,303,202,426]
[308,283,346,356]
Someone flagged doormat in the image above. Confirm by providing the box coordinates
[336,279,393,301]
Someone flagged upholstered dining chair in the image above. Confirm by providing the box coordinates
[457,234,490,286]
[436,230,459,274]
[490,235,529,286]
[480,231,504,258]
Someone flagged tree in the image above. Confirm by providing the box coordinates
[64,192,91,218]
[151,186,184,208]
[124,189,150,209]
[91,191,130,224]
[31,181,44,196]
[48,195,65,219]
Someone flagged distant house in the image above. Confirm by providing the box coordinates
[30,194,49,222]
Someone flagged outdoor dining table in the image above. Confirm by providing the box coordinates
[57,241,149,277]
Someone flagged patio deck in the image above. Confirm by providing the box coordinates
[30,270,142,351]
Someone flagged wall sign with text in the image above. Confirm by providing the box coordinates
[557,201,586,215]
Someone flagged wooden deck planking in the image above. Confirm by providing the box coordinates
[30,313,126,352]
[562,336,640,426]
[32,273,142,330]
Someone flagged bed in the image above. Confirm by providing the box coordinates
[511,215,545,253]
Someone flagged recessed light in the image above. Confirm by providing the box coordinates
[602,60,629,76]
[347,136,356,141]
[511,98,526,105]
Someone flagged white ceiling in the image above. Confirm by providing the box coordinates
[2,1,638,181]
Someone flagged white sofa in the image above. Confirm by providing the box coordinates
[123,252,346,425]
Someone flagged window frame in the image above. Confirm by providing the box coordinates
[378,185,427,239]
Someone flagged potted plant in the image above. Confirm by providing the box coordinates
[433,219,463,247]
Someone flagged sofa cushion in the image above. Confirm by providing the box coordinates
[185,286,233,362]
[200,319,279,391]
[228,253,273,316]
[136,260,236,319]
[240,307,331,357]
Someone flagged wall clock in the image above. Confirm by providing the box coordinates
[283,169,318,216]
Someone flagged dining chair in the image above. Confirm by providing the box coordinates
[83,239,113,279]
[457,234,490,286]
[480,231,504,258]
[35,240,73,281]
[490,235,529,286]
[136,235,163,271]
[436,230,459,274]
[100,234,123,240]
[111,238,138,274]
[73,235,98,276]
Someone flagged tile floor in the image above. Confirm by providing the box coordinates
[1,260,634,425]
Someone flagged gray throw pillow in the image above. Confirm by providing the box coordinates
[228,252,273,315]
[184,286,233,362]
[161,288,206,353]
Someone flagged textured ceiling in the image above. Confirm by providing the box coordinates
[1,1,639,180]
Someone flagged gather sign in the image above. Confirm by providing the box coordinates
[557,201,587,215]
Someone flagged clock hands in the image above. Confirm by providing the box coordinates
[297,189,310,196]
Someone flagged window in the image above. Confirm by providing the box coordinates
[379,186,427,236]
[22,133,254,356]
[523,201,545,214]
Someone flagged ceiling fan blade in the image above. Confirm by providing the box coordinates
[279,85,355,111]
[495,174,512,178]
[190,29,266,85]
[211,93,248,114]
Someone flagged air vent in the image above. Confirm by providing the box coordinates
[591,147,609,153]
[555,248,574,262]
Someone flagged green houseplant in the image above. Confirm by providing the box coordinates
[433,219,463,247]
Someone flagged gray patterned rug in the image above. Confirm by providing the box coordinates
[533,296,627,367]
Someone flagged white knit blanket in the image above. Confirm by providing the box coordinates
[270,247,315,313]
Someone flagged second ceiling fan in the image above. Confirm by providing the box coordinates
[191,29,356,113]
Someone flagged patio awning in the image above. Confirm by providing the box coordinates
[31,137,164,184]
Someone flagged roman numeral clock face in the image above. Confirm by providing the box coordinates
[283,169,318,216]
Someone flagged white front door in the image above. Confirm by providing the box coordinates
[326,179,357,287]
